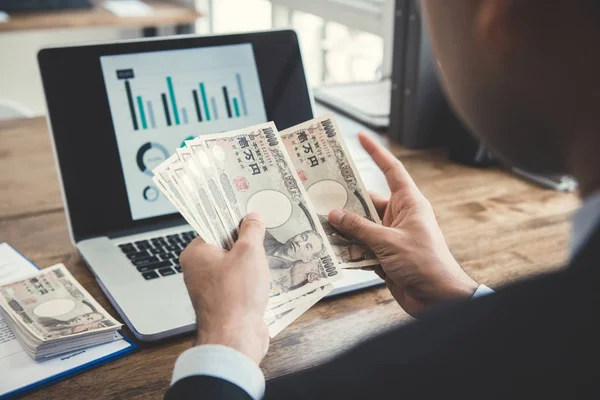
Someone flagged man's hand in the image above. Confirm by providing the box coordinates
[179,213,270,365]
[328,133,479,317]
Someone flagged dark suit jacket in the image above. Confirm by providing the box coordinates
[166,227,600,399]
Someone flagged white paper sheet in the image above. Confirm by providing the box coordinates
[0,243,134,397]
[0,242,38,285]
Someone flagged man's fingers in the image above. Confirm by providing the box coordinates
[368,190,388,219]
[185,235,214,252]
[358,132,416,192]
[235,212,266,250]
[373,265,387,281]
[328,209,384,249]
[189,235,206,246]
[180,238,223,267]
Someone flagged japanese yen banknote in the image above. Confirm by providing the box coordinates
[280,116,382,269]
[152,115,384,336]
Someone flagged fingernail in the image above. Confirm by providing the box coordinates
[328,209,346,225]
[245,212,262,222]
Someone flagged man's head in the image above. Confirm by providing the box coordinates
[421,0,600,192]
[281,230,324,262]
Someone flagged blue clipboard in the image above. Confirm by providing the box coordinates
[0,243,138,399]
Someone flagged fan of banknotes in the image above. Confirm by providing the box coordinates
[152,115,382,337]
[0,264,122,360]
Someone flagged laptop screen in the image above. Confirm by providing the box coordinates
[39,31,313,241]
[100,44,268,221]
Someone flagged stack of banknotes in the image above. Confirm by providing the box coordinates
[152,115,382,337]
[0,264,122,360]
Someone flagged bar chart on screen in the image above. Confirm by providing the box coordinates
[99,44,268,220]
[101,43,266,135]
[113,64,252,132]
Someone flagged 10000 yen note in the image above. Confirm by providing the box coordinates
[201,122,343,304]
[153,156,204,235]
[265,284,331,337]
[0,264,121,341]
[186,138,238,248]
[168,156,218,246]
[177,148,232,249]
[152,173,196,229]
[281,115,382,269]
[267,284,332,313]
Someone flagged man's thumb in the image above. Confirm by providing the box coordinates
[328,209,382,248]
[236,212,266,248]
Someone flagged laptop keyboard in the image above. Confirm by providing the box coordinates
[118,231,197,280]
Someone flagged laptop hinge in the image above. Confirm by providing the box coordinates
[106,218,189,240]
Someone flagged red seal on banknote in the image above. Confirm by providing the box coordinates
[297,170,307,182]
[306,272,320,283]
[233,176,249,191]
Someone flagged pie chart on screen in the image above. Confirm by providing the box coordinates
[143,185,159,202]
[136,142,169,176]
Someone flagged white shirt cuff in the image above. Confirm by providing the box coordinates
[171,344,265,400]
[471,284,494,299]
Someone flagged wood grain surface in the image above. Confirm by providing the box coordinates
[0,117,580,399]
[0,1,202,32]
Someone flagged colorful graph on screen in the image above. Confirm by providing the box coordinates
[117,69,251,131]
[100,44,267,220]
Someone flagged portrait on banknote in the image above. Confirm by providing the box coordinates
[265,230,326,291]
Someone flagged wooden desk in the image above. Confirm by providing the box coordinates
[0,1,202,33]
[0,117,580,399]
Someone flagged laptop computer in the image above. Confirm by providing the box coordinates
[38,30,384,341]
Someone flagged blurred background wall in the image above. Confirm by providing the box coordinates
[0,0,384,116]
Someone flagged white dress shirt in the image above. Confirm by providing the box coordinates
[171,190,600,400]
[172,344,266,399]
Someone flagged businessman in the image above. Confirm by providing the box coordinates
[167,0,600,398]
